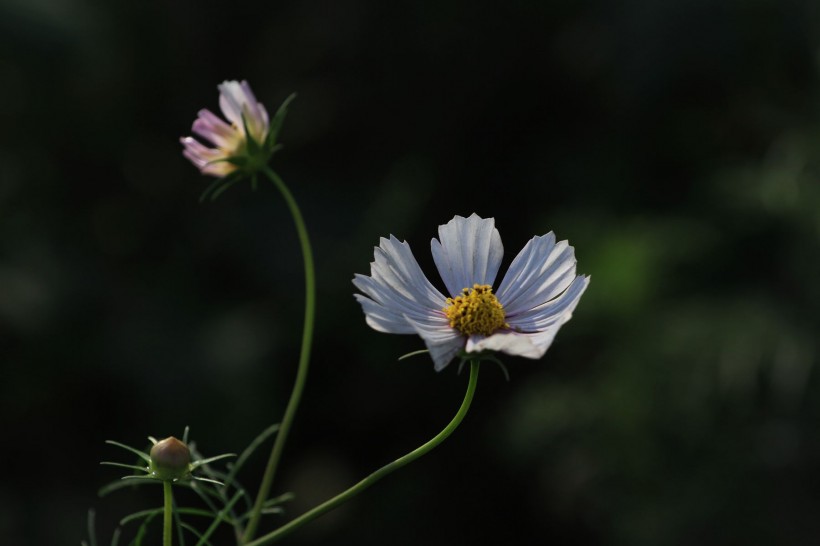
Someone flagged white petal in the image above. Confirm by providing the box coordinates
[405,316,465,371]
[465,321,567,360]
[217,80,269,142]
[218,81,246,128]
[466,275,589,360]
[431,214,503,296]
[496,233,577,316]
[353,236,448,335]
[465,332,545,359]
[353,293,416,334]
[507,276,589,332]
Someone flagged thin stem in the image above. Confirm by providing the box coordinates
[163,481,174,546]
[245,361,481,546]
[242,166,316,543]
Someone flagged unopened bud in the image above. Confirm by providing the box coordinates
[149,437,191,481]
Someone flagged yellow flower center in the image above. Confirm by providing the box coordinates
[443,284,508,336]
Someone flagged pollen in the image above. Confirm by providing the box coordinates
[443,284,508,336]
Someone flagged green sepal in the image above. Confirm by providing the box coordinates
[224,156,248,167]
[100,461,149,473]
[190,452,236,469]
[266,93,297,149]
[398,349,430,361]
[121,475,161,482]
[105,440,152,464]
[455,352,510,381]
[191,476,224,486]
[241,111,263,157]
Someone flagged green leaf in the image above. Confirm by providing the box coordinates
[263,492,295,508]
[222,423,279,492]
[128,509,159,546]
[178,522,211,546]
[194,491,244,546]
[210,177,242,201]
[98,477,146,498]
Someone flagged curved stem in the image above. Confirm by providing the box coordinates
[242,167,316,543]
[245,361,481,546]
[163,481,174,546]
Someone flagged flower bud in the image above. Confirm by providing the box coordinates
[149,437,192,481]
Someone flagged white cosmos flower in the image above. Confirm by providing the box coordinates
[353,213,589,371]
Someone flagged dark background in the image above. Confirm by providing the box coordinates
[3,0,820,544]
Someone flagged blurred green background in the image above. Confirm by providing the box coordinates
[3,0,820,544]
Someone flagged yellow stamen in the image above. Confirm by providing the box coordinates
[443,284,508,336]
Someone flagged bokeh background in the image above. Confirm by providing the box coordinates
[3,0,820,544]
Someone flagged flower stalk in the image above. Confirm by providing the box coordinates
[245,361,481,546]
[242,166,316,543]
[163,480,174,546]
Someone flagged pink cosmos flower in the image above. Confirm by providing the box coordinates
[181,80,270,177]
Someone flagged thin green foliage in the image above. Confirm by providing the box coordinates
[129,510,159,546]
[194,491,244,546]
[86,509,97,546]
[225,423,280,492]
[173,498,185,546]
[83,510,123,546]
[120,507,214,527]
[178,522,211,546]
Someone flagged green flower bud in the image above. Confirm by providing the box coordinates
[149,437,192,482]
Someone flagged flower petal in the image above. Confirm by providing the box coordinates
[217,80,247,128]
[495,233,578,316]
[218,80,269,142]
[192,109,241,149]
[466,316,575,360]
[465,331,545,359]
[431,214,503,296]
[404,315,465,371]
[353,293,417,334]
[352,235,448,334]
[506,275,589,332]
[180,137,236,177]
[467,275,588,360]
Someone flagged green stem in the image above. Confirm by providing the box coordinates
[245,361,481,546]
[242,167,316,543]
[163,481,174,546]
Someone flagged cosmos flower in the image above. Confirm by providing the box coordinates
[181,80,272,177]
[353,214,589,371]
